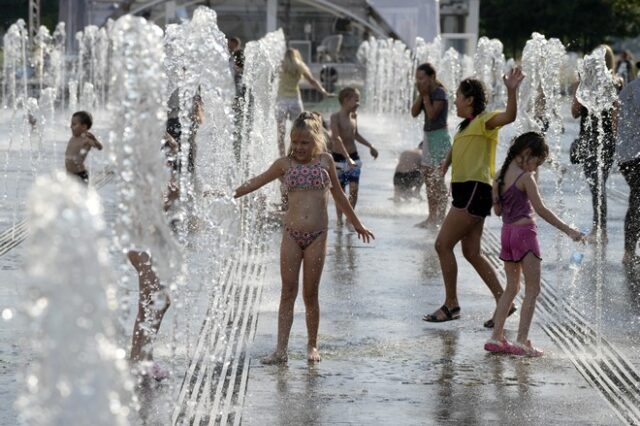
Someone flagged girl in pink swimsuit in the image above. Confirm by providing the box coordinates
[234,112,374,364]
[484,132,583,357]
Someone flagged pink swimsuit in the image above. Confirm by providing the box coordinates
[499,171,542,262]
[283,159,331,250]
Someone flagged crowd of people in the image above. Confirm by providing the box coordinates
[63,41,640,376]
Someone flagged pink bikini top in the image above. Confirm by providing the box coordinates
[501,171,534,224]
[284,159,331,192]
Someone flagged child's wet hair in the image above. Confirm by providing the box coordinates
[288,112,327,156]
[457,78,487,131]
[72,111,93,129]
[496,132,549,196]
[338,87,359,105]
[416,62,446,91]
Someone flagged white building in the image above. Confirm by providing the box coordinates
[58,0,479,56]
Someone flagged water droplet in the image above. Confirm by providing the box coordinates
[2,308,14,320]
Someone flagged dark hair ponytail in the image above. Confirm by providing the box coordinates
[456,78,487,131]
[417,62,446,91]
[496,132,549,197]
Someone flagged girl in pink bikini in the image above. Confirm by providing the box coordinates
[234,112,374,364]
[485,132,583,357]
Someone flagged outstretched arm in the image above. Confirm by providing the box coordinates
[234,158,286,198]
[523,173,582,241]
[302,68,330,96]
[325,154,374,243]
[486,67,525,130]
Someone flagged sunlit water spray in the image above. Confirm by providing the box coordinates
[17,172,133,425]
[357,37,414,115]
[474,37,506,109]
[575,46,618,354]
[108,16,182,372]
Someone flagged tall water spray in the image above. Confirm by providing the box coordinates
[75,25,111,110]
[163,7,235,245]
[51,23,67,106]
[16,173,133,425]
[357,37,414,114]
[108,16,181,288]
[414,36,442,71]
[108,15,181,359]
[2,19,29,109]
[474,37,507,109]
[240,29,285,181]
[33,26,53,95]
[576,46,618,354]
[440,47,463,116]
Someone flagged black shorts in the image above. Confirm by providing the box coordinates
[332,151,360,162]
[451,181,492,217]
[393,170,422,189]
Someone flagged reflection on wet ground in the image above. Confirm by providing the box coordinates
[2,112,640,424]
[242,113,636,425]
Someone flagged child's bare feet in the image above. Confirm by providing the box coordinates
[260,351,288,365]
[414,219,429,228]
[307,346,321,363]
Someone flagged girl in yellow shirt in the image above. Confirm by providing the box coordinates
[423,68,524,326]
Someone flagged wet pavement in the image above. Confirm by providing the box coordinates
[240,111,639,425]
[2,108,640,425]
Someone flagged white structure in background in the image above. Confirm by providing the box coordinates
[367,0,440,49]
[440,0,479,55]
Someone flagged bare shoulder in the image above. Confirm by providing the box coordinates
[274,156,290,172]
[521,171,538,190]
[319,152,334,165]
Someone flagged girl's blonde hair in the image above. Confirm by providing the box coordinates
[598,44,615,71]
[288,112,327,158]
[282,48,308,76]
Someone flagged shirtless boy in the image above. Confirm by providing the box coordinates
[330,87,378,225]
[65,111,103,184]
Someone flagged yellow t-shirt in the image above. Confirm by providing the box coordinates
[451,111,503,185]
[278,66,303,97]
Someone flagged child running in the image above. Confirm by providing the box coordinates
[330,87,378,227]
[65,111,103,184]
[485,132,583,356]
[424,68,524,326]
[234,112,374,364]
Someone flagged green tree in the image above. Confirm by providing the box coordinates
[480,0,640,57]
[1,0,59,33]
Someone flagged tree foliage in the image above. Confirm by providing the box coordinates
[480,0,640,57]
[1,0,58,33]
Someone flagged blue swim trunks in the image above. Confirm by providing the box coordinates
[332,151,362,188]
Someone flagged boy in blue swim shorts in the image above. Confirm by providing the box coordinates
[330,87,378,226]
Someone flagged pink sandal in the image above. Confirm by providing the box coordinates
[509,340,544,357]
[484,338,511,353]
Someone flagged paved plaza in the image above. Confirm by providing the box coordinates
[1,110,640,425]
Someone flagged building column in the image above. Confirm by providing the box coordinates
[467,0,479,54]
[266,0,278,33]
